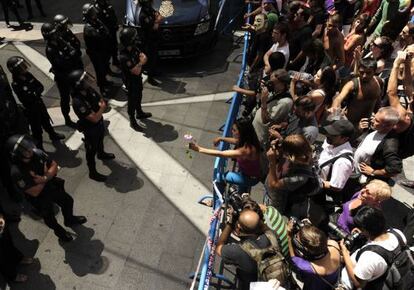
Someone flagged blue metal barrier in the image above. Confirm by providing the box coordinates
[192,4,252,289]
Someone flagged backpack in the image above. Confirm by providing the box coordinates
[355,229,414,290]
[317,152,354,181]
[239,230,290,285]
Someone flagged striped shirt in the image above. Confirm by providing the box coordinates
[264,206,289,258]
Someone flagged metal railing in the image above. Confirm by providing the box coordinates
[190,4,252,289]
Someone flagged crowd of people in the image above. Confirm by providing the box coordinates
[189,0,414,289]
[0,0,165,285]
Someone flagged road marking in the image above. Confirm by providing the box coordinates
[142,91,233,107]
[47,105,211,232]
[14,41,54,79]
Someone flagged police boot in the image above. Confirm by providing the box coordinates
[89,168,107,182]
[55,227,73,242]
[97,152,115,160]
[49,131,65,141]
[130,118,143,132]
[136,111,152,119]
[64,117,77,129]
[64,215,87,227]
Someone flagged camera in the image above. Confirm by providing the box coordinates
[328,222,365,251]
[290,216,309,233]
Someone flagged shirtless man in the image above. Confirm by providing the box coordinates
[323,13,345,69]
[330,58,382,129]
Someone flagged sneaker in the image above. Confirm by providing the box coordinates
[136,111,152,119]
[97,152,115,160]
[89,171,107,182]
[49,132,65,141]
[64,215,87,227]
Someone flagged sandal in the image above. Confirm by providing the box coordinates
[20,257,34,265]
[198,198,213,207]
[14,273,28,283]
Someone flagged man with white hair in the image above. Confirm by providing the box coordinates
[354,106,402,184]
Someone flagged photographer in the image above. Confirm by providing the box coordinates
[7,135,87,242]
[252,69,293,147]
[337,179,391,234]
[340,206,407,289]
[287,220,341,290]
[265,134,326,226]
[217,209,270,289]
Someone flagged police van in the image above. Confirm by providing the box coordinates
[125,0,220,58]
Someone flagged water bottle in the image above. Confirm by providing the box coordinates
[288,70,314,81]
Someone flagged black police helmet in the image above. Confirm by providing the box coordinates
[6,135,37,161]
[41,22,57,40]
[95,0,110,6]
[53,14,72,30]
[82,3,99,22]
[7,56,30,75]
[119,27,138,47]
[68,69,87,88]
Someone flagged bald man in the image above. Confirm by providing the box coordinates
[216,209,270,290]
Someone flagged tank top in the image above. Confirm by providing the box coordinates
[237,157,261,178]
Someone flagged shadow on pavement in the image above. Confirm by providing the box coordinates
[102,160,144,193]
[141,119,178,143]
[46,142,82,169]
[156,77,186,94]
[59,225,107,277]
[382,197,412,230]
[6,224,56,290]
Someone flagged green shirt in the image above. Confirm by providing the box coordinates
[264,205,289,258]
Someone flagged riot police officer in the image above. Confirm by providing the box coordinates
[7,134,87,242]
[7,56,65,150]
[53,14,82,56]
[119,27,152,131]
[0,65,28,204]
[138,0,163,85]
[83,3,113,97]
[69,70,115,182]
[41,22,83,128]
[0,0,31,29]
[94,0,120,68]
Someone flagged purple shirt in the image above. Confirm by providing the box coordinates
[337,192,361,233]
[292,256,339,290]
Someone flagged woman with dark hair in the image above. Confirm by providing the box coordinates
[189,118,261,193]
[290,66,337,124]
[302,39,333,76]
[367,36,394,79]
[288,223,341,290]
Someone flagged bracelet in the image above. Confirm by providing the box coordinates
[370,170,375,177]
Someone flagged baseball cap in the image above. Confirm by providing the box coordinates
[320,119,355,137]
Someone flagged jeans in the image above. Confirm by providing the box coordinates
[223,171,259,194]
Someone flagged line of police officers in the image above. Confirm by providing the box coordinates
[0,0,163,257]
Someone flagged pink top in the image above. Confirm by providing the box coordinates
[237,157,261,178]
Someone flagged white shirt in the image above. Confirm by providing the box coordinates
[341,229,407,289]
[318,140,354,189]
[269,42,290,68]
[354,131,386,175]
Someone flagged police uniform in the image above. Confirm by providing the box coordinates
[83,20,112,92]
[10,150,79,239]
[45,39,83,125]
[119,45,145,121]
[95,1,119,66]
[72,86,106,175]
[60,29,82,55]
[0,0,24,26]
[139,2,160,78]
[11,72,62,148]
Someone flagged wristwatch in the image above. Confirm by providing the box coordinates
[370,170,375,177]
